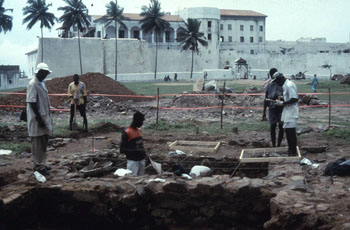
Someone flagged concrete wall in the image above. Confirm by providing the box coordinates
[32,36,350,80]
[219,48,350,78]
[37,37,210,78]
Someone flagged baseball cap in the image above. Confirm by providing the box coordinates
[35,63,52,74]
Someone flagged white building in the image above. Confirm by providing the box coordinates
[26,7,350,80]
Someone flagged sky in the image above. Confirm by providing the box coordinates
[0,0,350,73]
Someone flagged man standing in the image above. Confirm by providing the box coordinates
[26,63,53,176]
[262,68,284,147]
[120,111,146,176]
[274,72,299,155]
[312,74,319,92]
[67,74,88,131]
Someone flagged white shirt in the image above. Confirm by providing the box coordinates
[281,79,299,122]
[26,77,53,137]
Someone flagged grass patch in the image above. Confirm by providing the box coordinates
[144,119,268,134]
[121,81,193,96]
[324,127,350,140]
[0,141,31,153]
[0,87,26,97]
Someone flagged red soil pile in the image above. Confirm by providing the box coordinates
[0,72,144,110]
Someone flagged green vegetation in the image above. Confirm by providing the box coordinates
[0,142,31,153]
[144,119,269,134]
[122,79,349,102]
[0,87,26,97]
[121,81,193,96]
[324,127,350,140]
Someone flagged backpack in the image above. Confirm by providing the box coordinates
[325,158,350,176]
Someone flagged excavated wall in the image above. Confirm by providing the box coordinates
[0,176,274,229]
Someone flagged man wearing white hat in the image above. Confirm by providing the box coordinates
[26,63,53,176]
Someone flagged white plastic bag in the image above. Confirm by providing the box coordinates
[34,171,46,183]
[114,168,132,177]
[190,165,211,177]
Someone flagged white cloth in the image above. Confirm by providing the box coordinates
[281,79,299,123]
[283,120,297,128]
[26,77,53,137]
[127,159,145,176]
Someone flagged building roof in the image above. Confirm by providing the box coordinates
[25,48,38,55]
[0,65,20,72]
[220,9,267,17]
[94,13,183,23]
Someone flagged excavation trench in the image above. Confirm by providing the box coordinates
[0,156,273,229]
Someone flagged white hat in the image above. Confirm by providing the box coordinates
[35,63,52,74]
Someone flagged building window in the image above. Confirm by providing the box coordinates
[134,30,140,39]
[259,25,263,32]
[220,36,224,42]
[220,24,223,30]
[250,37,254,43]
[250,25,254,31]
[165,31,170,42]
[208,21,212,28]
[259,36,263,42]
[228,24,232,30]
[208,33,212,40]
[240,36,244,43]
[250,50,254,54]
[119,30,125,38]
[240,25,244,31]
[229,36,232,42]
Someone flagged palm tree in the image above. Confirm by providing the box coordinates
[176,18,208,79]
[100,0,125,81]
[140,0,169,79]
[58,0,90,75]
[0,0,13,34]
[321,64,332,80]
[22,0,56,62]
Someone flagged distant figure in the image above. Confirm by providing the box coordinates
[312,74,319,92]
[120,111,146,176]
[68,74,88,131]
[26,63,53,176]
[204,71,208,79]
[174,73,178,81]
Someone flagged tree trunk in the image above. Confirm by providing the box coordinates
[190,49,194,79]
[41,28,43,62]
[115,20,118,81]
[78,29,83,75]
[154,31,158,80]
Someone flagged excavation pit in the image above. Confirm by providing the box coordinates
[0,176,275,230]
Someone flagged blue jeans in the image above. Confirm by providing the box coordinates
[127,159,146,176]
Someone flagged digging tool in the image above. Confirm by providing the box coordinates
[72,103,78,131]
[147,153,162,174]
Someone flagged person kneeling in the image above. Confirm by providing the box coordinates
[120,111,146,176]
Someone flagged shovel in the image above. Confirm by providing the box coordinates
[147,153,162,174]
[72,103,78,131]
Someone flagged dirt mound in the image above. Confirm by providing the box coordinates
[340,75,350,84]
[0,72,144,110]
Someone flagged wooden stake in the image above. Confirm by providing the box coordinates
[328,87,331,128]
[156,88,160,130]
[220,81,226,129]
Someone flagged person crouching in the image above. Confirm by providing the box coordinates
[120,111,146,176]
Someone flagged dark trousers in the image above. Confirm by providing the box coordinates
[270,122,284,147]
[285,128,297,155]
[70,104,88,130]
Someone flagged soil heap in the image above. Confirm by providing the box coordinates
[0,73,143,110]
